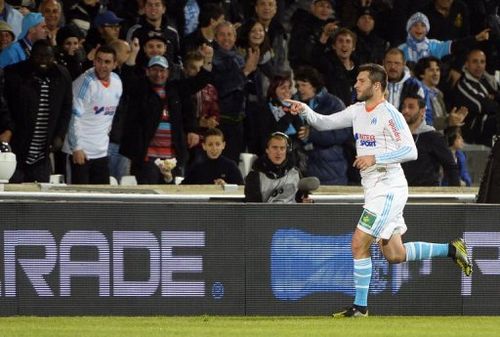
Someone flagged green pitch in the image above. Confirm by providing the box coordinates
[0,316,498,337]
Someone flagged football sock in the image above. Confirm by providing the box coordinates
[353,257,372,307]
[404,242,449,261]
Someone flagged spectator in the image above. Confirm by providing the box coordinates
[244,131,308,203]
[84,10,123,52]
[294,65,351,185]
[126,0,181,65]
[445,126,472,186]
[183,127,243,185]
[0,40,72,183]
[39,0,63,46]
[259,73,309,169]
[313,27,359,106]
[0,0,23,39]
[119,55,192,184]
[400,94,460,186]
[288,0,337,70]
[182,3,225,56]
[62,45,123,184]
[453,49,500,146]
[66,0,104,36]
[212,21,258,163]
[383,48,425,112]
[422,0,471,41]
[398,11,489,65]
[351,6,387,65]
[413,56,468,129]
[55,24,85,80]
[253,0,290,74]
[0,21,15,51]
[0,12,48,68]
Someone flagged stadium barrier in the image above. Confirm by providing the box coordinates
[0,200,498,316]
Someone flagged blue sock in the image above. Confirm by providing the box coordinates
[353,257,372,307]
[404,242,449,261]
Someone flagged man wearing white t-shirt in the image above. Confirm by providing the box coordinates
[286,63,472,317]
[63,45,123,184]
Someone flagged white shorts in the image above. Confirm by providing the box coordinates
[357,179,408,240]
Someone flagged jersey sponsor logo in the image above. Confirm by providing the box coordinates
[358,209,377,230]
[94,106,117,116]
[355,133,376,147]
[388,119,401,141]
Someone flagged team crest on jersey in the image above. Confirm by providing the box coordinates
[358,209,377,230]
[370,117,377,125]
[355,133,376,147]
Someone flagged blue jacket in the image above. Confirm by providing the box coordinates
[0,39,28,68]
[302,88,352,185]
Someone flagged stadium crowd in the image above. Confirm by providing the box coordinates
[0,0,498,188]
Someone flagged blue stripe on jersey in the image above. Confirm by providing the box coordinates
[77,72,96,100]
[385,102,404,130]
[157,121,172,131]
[372,193,394,236]
[377,146,412,162]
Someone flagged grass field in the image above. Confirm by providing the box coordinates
[0,316,498,337]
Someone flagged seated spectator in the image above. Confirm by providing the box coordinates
[445,126,472,186]
[413,56,468,129]
[244,132,308,203]
[398,11,489,65]
[293,66,351,185]
[400,94,460,186]
[0,12,48,68]
[183,128,243,185]
[0,21,15,52]
[453,49,499,146]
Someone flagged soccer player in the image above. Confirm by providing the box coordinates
[285,63,472,317]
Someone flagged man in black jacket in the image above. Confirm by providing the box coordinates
[400,94,460,186]
[0,40,72,183]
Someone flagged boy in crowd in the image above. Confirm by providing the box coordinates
[182,128,243,185]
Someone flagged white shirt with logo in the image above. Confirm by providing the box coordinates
[63,68,123,159]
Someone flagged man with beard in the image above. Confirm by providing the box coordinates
[0,39,72,182]
[286,63,472,317]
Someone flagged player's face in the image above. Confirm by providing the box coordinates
[94,51,117,81]
[275,80,292,101]
[354,71,374,101]
[383,53,405,82]
[266,137,287,165]
[202,135,225,159]
[465,50,486,80]
[422,61,440,87]
[401,97,424,125]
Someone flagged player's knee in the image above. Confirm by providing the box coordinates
[385,252,406,264]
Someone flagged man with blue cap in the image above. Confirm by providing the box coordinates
[0,12,47,67]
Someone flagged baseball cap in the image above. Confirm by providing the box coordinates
[147,55,169,68]
[94,10,123,27]
[312,0,335,6]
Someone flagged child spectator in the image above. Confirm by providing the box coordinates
[182,128,243,185]
[445,126,472,186]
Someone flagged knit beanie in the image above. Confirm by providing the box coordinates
[406,12,430,34]
[56,24,84,46]
[20,12,44,39]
